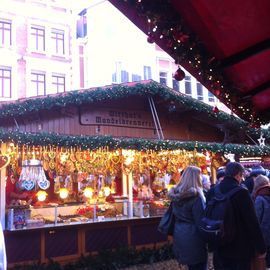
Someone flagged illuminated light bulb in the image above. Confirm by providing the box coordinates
[166,184,174,191]
[83,187,93,198]
[98,190,103,197]
[103,186,111,197]
[59,188,69,199]
[37,191,48,202]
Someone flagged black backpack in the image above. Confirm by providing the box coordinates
[199,185,242,246]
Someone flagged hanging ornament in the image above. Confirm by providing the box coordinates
[18,159,49,191]
[214,89,221,96]
[173,67,185,81]
[257,133,266,147]
[212,106,220,113]
[147,34,155,44]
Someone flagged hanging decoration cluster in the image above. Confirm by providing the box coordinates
[124,0,264,125]
[7,144,208,177]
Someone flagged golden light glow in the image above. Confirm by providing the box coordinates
[36,191,48,202]
[59,188,69,199]
[122,149,135,166]
[83,187,94,198]
[98,190,103,197]
[103,186,111,197]
[166,184,174,191]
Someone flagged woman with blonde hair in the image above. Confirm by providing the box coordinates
[168,165,207,270]
[253,174,270,269]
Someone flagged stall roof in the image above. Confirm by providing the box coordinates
[0,80,269,155]
[109,0,270,125]
[0,80,269,140]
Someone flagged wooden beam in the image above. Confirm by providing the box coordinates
[240,80,270,99]
[218,38,270,69]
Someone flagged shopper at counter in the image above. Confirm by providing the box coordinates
[168,166,207,270]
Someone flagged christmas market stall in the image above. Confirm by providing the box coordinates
[0,80,269,266]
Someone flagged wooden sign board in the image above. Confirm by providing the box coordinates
[80,108,154,130]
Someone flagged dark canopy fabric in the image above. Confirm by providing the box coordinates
[109,0,270,125]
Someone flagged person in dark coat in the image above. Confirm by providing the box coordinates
[243,165,266,193]
[253,175,270,268]
[168,166,207,270]
[216,167,225,184]
[210,162,266,270]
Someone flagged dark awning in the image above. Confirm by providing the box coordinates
[109,0,270,125]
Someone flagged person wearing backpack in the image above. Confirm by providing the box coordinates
[168,165,207,270]
[253,175,270,269]
[205,162,266,270]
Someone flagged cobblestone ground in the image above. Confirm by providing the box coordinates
[120,259,184,270]
[120,253,214,270]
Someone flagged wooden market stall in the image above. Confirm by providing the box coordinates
[0,80,269,266]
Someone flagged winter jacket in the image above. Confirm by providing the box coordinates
[168,187,207,265]
[254,185,270,246]
[208,176,266,260]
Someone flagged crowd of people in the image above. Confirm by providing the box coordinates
[168,162,270,270]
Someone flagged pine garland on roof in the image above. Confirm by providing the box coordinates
[0,129,269,157]
[0,81,269,140]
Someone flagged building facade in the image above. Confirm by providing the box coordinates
[0,0,229,113]
[0,0,79,101]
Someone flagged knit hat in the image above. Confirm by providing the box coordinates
[253,175,270,197]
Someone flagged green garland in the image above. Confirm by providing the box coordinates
[1,129,269,157]
[0,81,269,140]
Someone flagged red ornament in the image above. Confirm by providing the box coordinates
[212,106,219,113]
[214,89,221,96]
[173,68,185,81]
[147,34,155,44]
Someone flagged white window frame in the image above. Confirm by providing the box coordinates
[184,76,192,95]
[31,71,46,96]
[52,73,65,93]
[0,66,11,98]
[143,66,152,80]
[0,19,12,47]
[159,71,168,85]
[196,82,204,101]
[51,28,65,55]
[30,25,45,52]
